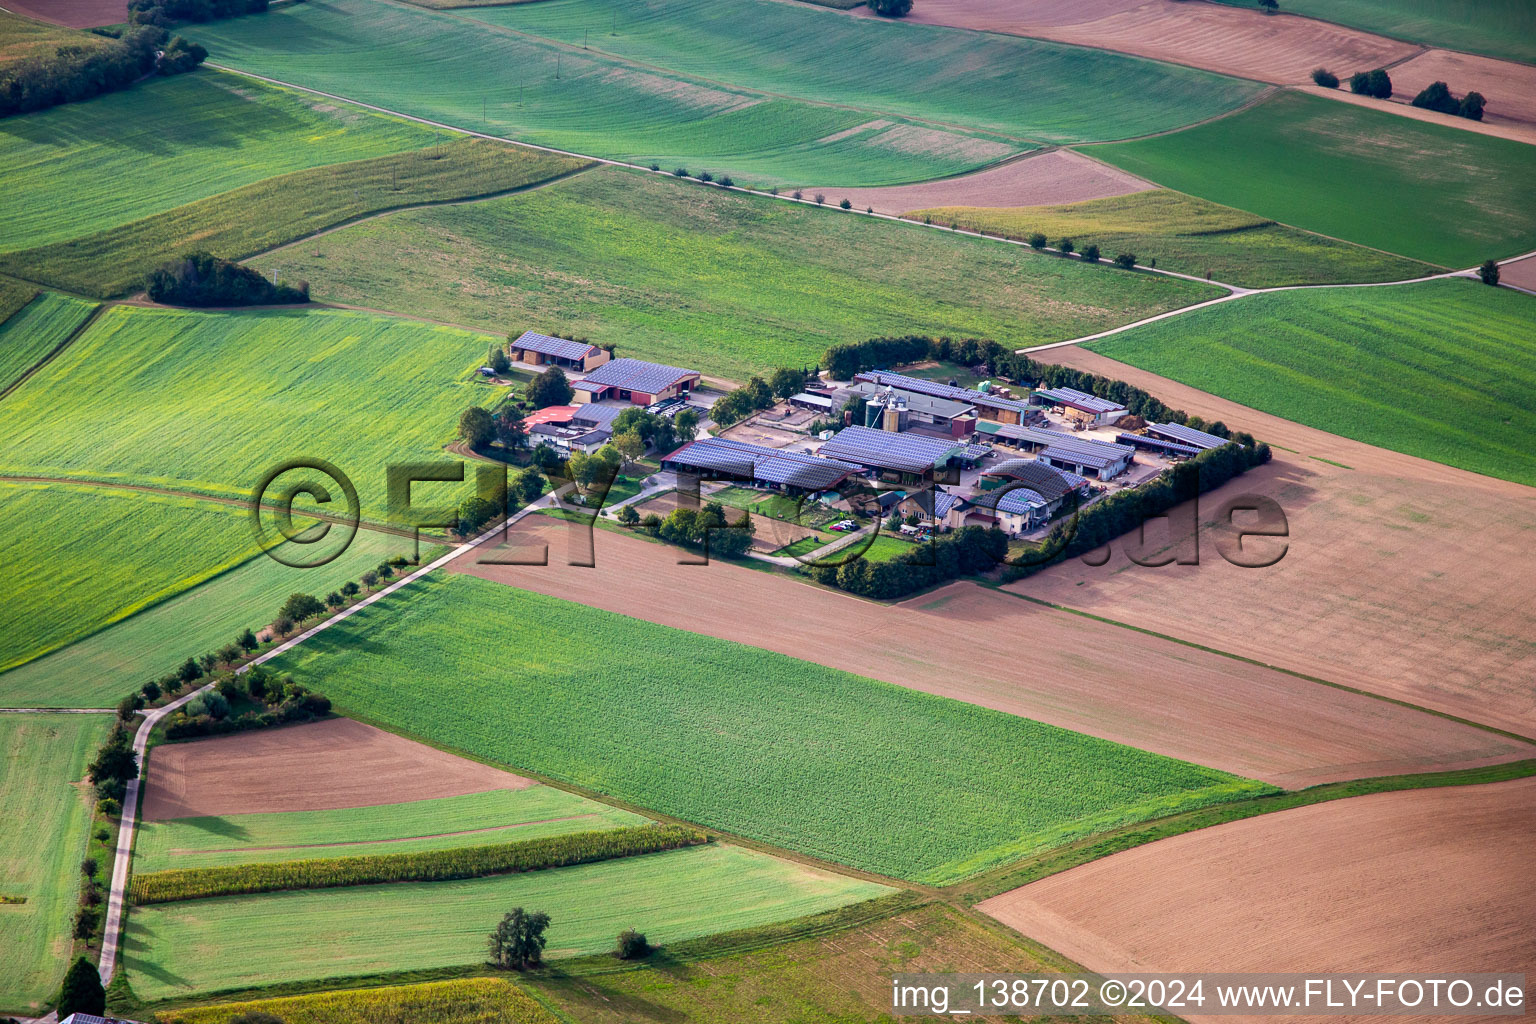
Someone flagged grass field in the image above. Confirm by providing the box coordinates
[0,9,109,63]
[0,70,441,253]
[0,527,440,709]
[0,714,110,1015]
[0,279,36,324]
[472,0,1265,144]
[1086,92,1536,267]
[267,574,1272,883]
[1086,279,1536,486]
[907,189,1438,287]
[0,292,96,390]
[188,0,1031,187]
[134,788,647,872]
[122,843,891,1000]
[248,166,1222,381]
[0,306,496,518]
[0,480,312,673]
[159,978,559,1024]
[0,139,591,298]
[1209,0,1536,64]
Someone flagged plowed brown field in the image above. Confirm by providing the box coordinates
[811,151,1152,215]
[1387,49,1536,135]
[142,717,534,820]
[450,520,1528,787]
[979,777,1536,1024]
[1017,347,1536,738]
[854,0,1418,85]
[4,0,127,28]
[1501,255,1536,292]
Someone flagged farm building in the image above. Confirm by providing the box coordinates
[977,423,1133,480]
[1117,431,1202,458]
[573,358,700,405]
[816,425,966,484]
[788,391,835,413]
[893,487,969,531]
[842,382,979,438]
[528,421,612,454]
[662,436,860,494]
[1145,421,1233,450]
[1032,386,1128,426]
[508,330,610,373]
[979,459,1089,515]
[852,370,1036,426]
[967,486,1050,535]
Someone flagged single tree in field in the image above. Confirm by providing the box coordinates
[1056,237,1075,255]
[279,592,325,624]
[616,928,651,959]
[1080,243,1101,263]
[458,496,497,536]
[1478,260,1501,286]
[361,569,380,590]
[459,405,495,450]
[870,0,912,16]
[341,580,360,598]
[325,591,344,609]
[55,955,106,1018]
[1256,0,1277,11]
[489,907,552,970]
[1114,252,1137,269]
[526,366,573,408]
[1310,67,1338,88]
[489,344,511,375]
[618,503,640,527]
[237,627,259,651]
[1028,232,1047,250]
[1459,91,1486,120]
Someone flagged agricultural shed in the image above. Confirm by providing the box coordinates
[980,460,1089,514]
[978,423,1133,480]
[817,425,966,483]
[509,330,609,373]
[1033,386,1128,425]
[1146,421,1232,450]
[662,436,859,494]
[854,370,1034,425]
[1117,432,1202,458]
[575,357,700,405]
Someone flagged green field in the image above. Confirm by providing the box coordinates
[0,292,97,391]
[0,9,110,63]
[267,574,1272,883]
[248,166,1222,380]
[189,0,1028,187]
[0,526,439,709]
[1210,0,1536,64]
[0,280,36,324]
[0,139,590,298]
[134,788,647,872]
[0,70,440,253]
[0,714,110,1014]
[123,843,891,1000]
[0,481,310,673]
[471,0,1265,144]
[1087,280,1536,486]
[1086,92,1536,268]
[908,189,1438,287]
[0,305,496,518]
[159,978,558,1024]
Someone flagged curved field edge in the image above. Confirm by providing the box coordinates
[0,292,99,394]
[1206,0,1536,65]
[1084,91,1536,267]
[153,977,558,1024]
[1082,279,1536,487]
[263,572,1275,884]
[903,189,1439,288]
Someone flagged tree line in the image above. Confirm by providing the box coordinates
[0,25,204,119]
[803,524,1009,600]
[146,251,308,306]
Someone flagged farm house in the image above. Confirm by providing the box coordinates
[573,357,700,405]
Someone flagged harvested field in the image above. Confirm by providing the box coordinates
[142,718,534,820]
[858,0,1418,85]
[1388,49,1536,134]
[1502,254,1536,291]
[450,517,1529,787]
[1,0,126,28]
[633,493,822,553]
[1022,346,1536,737]
[817,150,1151,215]
[979,778,1536,1024]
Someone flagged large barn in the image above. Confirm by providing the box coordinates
[574,357,700,405]
[507,330,610,373]
[816,425,966,484]
[662,437,860,495]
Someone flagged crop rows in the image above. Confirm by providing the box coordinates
[158,978,558,1024]
[131,824,707,903]
[0,292,96,393]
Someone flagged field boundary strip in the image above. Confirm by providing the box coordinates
[0,302,102,402]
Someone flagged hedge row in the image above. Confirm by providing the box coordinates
[130,823,706,904]
[803,524,1009,600]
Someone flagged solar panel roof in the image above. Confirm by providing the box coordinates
[973,487,1047,515]
[1146,422,1231,450]
[581,357,699,395]
[954,443,994,460]
[982,459,1083,500]
[510,330,599,362]
[664,437,859,491]
[1034,386,1126,414]
[984,423,1132,460]
[817,425,964,475]
[572,403,625,428]
[1118,432,1201,457]
[853,370,1032,414]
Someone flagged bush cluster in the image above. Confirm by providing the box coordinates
[1410,80,1486,120]
[128,0,267,25]
[132,824,706,903]
[1349,68,1392,99]
[804,525,1008,600]
[164,666,331,740]
[0,26,193,119]
[635,501,755,559]
[146,251,308,307]
[709,374,779,425]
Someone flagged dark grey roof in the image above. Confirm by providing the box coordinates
[1118,432,1202,457]
[1146,422,1231,450]
[817,425,963,475]
[1040,442,1130,471]
[663,437,858,491]
[572,403,625,428]
[954,443,993,460]
[581,357,699,395]
[569,428,612,446]
[982,459,1085,501]
[853,370,1031,414]
[1034,386,1126,415]
[849,381,976,419]
[972,487,1047,515]
[510,330,599,362]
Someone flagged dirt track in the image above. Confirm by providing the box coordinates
[979,777,1536,1024]
[450,518,1528,788]
[3,0,127,28]
[1015,347,1536,737]
[854,0,1418,85]
[810,151,1152,215]
[142,717,534,819]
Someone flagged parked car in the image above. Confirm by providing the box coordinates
[830,520,858,532]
